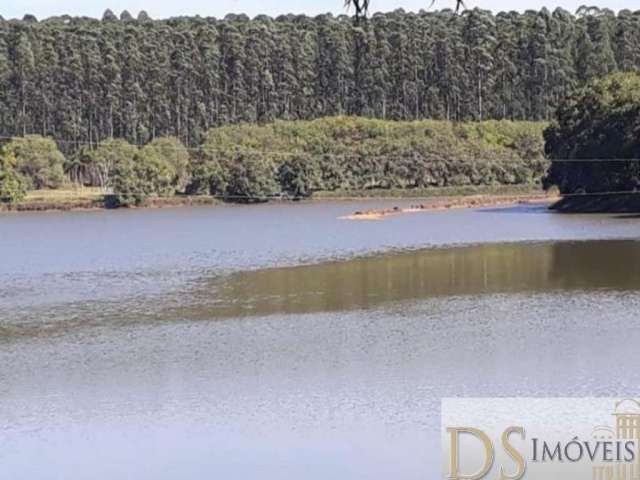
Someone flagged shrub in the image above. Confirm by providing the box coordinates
[0,150,28,203]
[224,153,279,202]
[93,139,139,189]
[145,137,191,193]
[3,135,65,189]
[197,117,547,198]
[111,143,175,206]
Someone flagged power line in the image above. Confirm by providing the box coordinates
[3,134,640,164]
[4,135,640,203]
[5,134,640,164]
[5,188,640,203]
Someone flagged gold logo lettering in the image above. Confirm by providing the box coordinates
[447,427,495,480]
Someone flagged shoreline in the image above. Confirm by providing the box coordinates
[550,193,640,213]
[0,195,221,213]
[0,186,554,214]
[340,193,559,220]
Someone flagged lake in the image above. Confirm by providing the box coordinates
[2,200,640,479]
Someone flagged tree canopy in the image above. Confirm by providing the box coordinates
[0,7,637,149]
[186,117,546,200]
[0,147,27,203]
[544,72,640,195]
[2,135,64,189]
[0,135,65,201]
[111,142,177,206]
[1,118,547,205]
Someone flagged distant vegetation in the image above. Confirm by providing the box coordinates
[189,118,547,200]
[544,72,640,196]
[0,7,638,149]
[0,117,547,206]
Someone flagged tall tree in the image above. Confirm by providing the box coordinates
[0,9,638,148]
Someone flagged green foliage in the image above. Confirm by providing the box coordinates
[188,117,547,199]
[0,8,636,153]
[0,150,27,203]
[3,135,65,189]
[0,120,546,205]
[93,139,139,189]
[224,154,279,202]
[145,137,191,193]
[187,145,280,202]
[0,168,27,203]
[278,154,322,197]
[544,72,640,194]
[110,140,176,206]
[186,153,228,197]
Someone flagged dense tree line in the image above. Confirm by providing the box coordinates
[0,7,638,149]
[544,72,640,196]
[189,117,546,199]
[0,133,194,204]
[1,117,546,205]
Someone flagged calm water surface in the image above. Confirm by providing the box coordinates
[2,200,640,479]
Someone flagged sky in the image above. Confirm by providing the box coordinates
[1,0,635,21]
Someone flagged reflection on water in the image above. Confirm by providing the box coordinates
[5,240,640,339]
[188,240,640,319]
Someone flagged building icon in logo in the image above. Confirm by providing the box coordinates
[613,399,640,440]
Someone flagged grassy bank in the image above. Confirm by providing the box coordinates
[0,188,219,212]
[0,185,552,213]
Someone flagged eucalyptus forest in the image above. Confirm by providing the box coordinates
[1,7,638,147]
[1,6,639,205]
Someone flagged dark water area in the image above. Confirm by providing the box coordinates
[2,200,640,479]
[197,240,640,319]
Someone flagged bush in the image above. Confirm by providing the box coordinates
[187,143,279,202]
[3,135,65,189]
[196,117,547,198]
[224,153,279,202]
[145,137,191,193]
[0,150,28,203]
[3,118,549,205]
[186,152,228,196]
[111,143,176,206]
[93,139,138,189]
[277,154,322,197]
